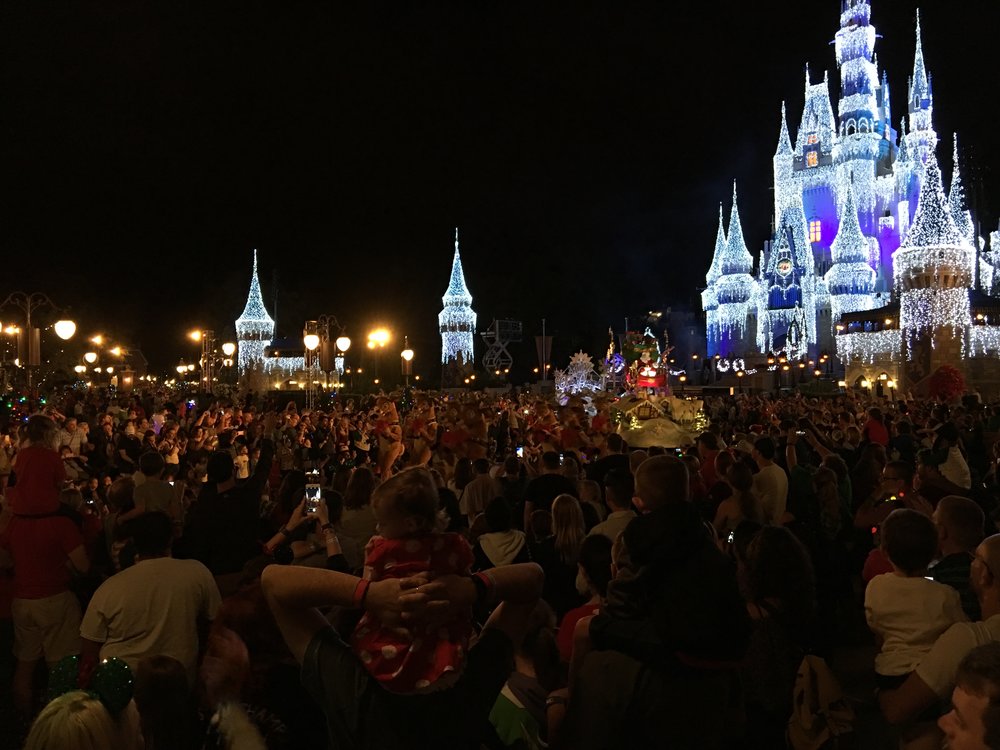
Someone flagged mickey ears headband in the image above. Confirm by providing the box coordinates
[48,655,134,715]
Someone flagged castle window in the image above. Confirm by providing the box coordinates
[806,151,819,168]
[807,134,818,145]
[809,220,822,244]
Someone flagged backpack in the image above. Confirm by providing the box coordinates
[787,654,855,750]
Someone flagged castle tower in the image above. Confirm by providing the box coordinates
[833,0,881,221]
[714,184,756,356]
[235,249,276,376]
[904,10,937,169]
[948,134,975,249]
[894,148,972,382]
[438,228,477,364]
[825,182,876,321]
[703,204,726,356]
[773,101,795,230]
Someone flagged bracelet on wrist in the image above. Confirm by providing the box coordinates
[321,522,334,531]
[352,579,371,609]
[278,526,290,537]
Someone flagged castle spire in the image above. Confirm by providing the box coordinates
[901,147,963,249]
[706,203,727,285]
[948,134,975,247]
[443,227,473,304]
[775,101,793,156]
[236,249,275,326]
[909,10,930,109]
[721,182,753,276]
[830,183,868,265]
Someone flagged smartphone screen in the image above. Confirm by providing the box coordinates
[305,483,322,514]
[516,446,524,458]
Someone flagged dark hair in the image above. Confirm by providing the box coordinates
[882,508,938,574]
[503,456,520,477]
[530,509,552,539]
[936,495,985,551]
[453,458,475,491]
[472,458,490,475]
[606,434,624,453]
[25,414,56,444]
[604,468,634,510]
[139,451,165,477]
[726,462,762,523]
[746,525,816,624]
[206,450,234,484]
[437,488,464,533]
[129,512,174,557]
[884,460,915,486]
[955,642,1000,749]
[579,534,613,598]
[105,476,136,513]
[519,601,561,693]
[343,466,376,510]
[541,451,561,471]
[484,496,512,533]
[753,436,776,461]
[917,448,946,470]
[634,455,689,510]
[134,655,198,750]
[323,490,345,526]
[696,432,720,451]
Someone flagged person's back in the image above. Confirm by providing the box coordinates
[81,512,220,684]
[591,456,750,667]
[10,416,66,515]
[865,509,967,687]
[752,437,788,524]
[82,556,219,682]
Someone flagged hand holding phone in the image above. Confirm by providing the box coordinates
[305,481,322,514]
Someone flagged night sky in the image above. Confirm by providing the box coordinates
[2,1,999,375]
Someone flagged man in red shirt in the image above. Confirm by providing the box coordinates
[0,497,89,713]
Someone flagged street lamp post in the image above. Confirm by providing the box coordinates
[303,321,321,410]
[367,328,390,388]
[0,292,75,391]
[401,336,414,387]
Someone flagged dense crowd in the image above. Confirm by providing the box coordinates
[3,384,1000,748]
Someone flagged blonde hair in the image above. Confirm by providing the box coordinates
[552,494,585,565]
[373,466,443,532]
[24,691,142,750]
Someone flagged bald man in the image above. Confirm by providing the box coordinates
[881,533,1000,725]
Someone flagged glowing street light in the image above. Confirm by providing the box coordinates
[221,342,236,358]
[401,336,414,386]
[90,335,104,346]
[109,346,122,357]
[336,336,351,353]
[84,352,98,364]
[303,333,321,351]
[188,330,203,343]
[54,320,77,340]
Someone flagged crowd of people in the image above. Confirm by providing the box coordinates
[3,383,1000,748]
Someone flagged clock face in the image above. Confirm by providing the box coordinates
[777,259,792,276]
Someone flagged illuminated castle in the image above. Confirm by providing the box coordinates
[702,1,998,391]
[439,228,477,365]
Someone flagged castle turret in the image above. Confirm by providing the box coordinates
[703,204,726,356]
[714,184,756,355]
[825,182,876,320]
[895,148,972,370]
[235,249,275,376]
[773,102,795,228]
[948,134,975,248]
[905,10,937,167]
[438,228,477,365]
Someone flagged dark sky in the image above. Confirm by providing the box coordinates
[2,1,998,374]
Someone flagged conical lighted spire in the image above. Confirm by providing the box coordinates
[443,227,473,305]
[830,183,868,264]
[721,182,753,276]
[236,249,275,325]
[706,203,727,285]
[439,227,476,364]
[902,147,963,249]
[775,101,793,156]
[948,134,975,247]
[910,10,930,106]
